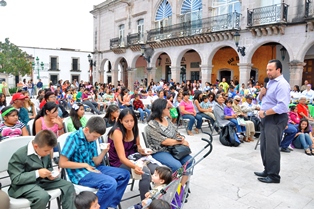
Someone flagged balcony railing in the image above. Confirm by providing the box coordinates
[247,3,289,27]
[110,37,126,48]
[146,12,241,42]
[305,0,314,19]
[127,33,145,46]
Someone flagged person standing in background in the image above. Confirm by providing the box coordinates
[255,59,290,184]
[36,79,43,94]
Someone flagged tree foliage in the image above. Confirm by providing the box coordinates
[0,38,32,76]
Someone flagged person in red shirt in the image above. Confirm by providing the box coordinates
[132,94,150,123]
[297,96,314,122]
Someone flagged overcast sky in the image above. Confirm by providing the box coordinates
[0,0,104,51]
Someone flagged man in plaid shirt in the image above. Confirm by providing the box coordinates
[133,94,151,123]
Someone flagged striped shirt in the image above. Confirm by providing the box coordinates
[60,128,98,184]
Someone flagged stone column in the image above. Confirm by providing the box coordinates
[238,63,253,86]
[170,66,181,83]
[127,68,136,91]
[111,69,119,87]
[200,65,213,88]
[289,61,306,87]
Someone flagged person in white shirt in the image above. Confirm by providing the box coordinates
[290,85,301,103]
[301,84,314,102]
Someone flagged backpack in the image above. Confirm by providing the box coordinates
[219,125,241,147]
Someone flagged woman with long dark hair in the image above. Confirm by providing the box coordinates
[66,103,87,132]
[103,105,119,128]
[107,108,157,200]
[0,93,7,110]
[117,87,132,109]
[146,98,193,185]
[33,102,64,136]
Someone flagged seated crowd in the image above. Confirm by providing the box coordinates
[0,77,314,209]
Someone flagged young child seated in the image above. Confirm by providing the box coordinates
[288,105,300,125]
[8,130,76,209]
[224,99,246,136]
[0,106,28,141]
[200,95,216,120]
[131,166,173,209]
[74,191,100,209]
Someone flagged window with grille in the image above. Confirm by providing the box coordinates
[50,57,58,71]
[212,0,241,15]
[72,58,79,71]
[155,0,172,28]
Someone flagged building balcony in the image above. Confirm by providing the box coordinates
[110,37,127,54]
[305,0,314,31]
[247,3,289,36]
[126,33,145,51]
[145,12,241,48]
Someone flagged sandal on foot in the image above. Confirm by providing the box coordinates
[194,128,199,134]
[305,148,311,156]
[311,149,314,155]
[187,130,194,136]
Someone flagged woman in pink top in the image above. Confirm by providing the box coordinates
[179,91,203,135]
[33,102,64,137]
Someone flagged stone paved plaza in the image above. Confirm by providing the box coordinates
[2,108,313,209]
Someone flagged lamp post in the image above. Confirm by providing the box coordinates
[88,54,96,84]
[140,44,154,64]
[32,57,44,80]
[234,31,246,57]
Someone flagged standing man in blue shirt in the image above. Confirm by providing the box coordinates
[255,59,290,184]
[36,79,43,94]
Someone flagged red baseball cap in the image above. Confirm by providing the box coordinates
[12,93,27,101]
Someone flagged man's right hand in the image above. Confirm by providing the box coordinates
[38,168,52,178]
[85,163,100,173]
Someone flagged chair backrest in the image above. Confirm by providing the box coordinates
[62,117,70,133]
[57,132,73,153]
[27,119,34,136]
[0,136,35,172]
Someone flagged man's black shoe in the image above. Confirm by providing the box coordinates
[258,176,280,184]
[254,171,267,177]
[280,148,291,153]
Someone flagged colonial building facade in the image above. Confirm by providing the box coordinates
[91,0,314,90]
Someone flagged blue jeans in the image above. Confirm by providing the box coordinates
[78,165,130,209]
[182,114,202,131]
[197,112,215,125]
[137,108,151,121]
[293,133,313,150]
[152,151,193,173]
[229,119,246,133]
[280,124,297,148]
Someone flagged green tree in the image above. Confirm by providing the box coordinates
[0,38,32,76]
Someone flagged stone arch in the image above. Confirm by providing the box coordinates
[130,55,144,69]
[245,40,294,63]
[175,47,205,67]
[297,39,314,61]
[113,56,129,70]
[151,51,172,67]
[207,41,238,65]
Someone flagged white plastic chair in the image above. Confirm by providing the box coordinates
[26,119,34,136]
[0,136,61,209]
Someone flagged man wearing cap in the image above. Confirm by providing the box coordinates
[255,59,290,184]
[11,93,30,125]
[301,84,314,102]
[241,94,261,133]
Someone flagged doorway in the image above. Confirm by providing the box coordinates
[220,70,231,83]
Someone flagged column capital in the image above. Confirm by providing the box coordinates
[199,65,214,69]
[170,66,181,70]
[237,63,253,68]
[111,68,119,72]
[288,61,306,67]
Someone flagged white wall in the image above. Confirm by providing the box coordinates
[19,46,91,87]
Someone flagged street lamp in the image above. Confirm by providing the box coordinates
[87,54,96,84]
[0,0,7,7]
[140,44,154,64]
[32,57,44,80]
[234,31,246,57]
[280,46,287,61]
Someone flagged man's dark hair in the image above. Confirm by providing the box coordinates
[268,59,282,73]
[44,91,55,101]
[86,116,106,135]
[34,130,57,148]
[74,191,98,209]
